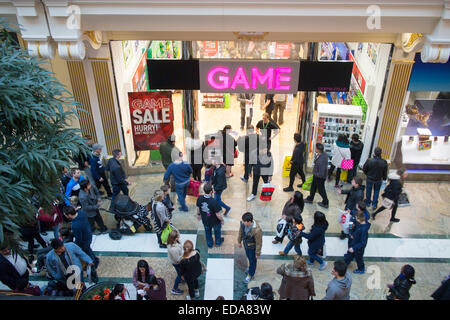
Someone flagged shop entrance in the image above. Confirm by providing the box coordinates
[194,41,307,178]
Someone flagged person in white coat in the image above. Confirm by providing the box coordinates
[328,134,351,188]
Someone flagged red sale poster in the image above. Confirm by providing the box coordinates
[275,42,291,58]
[349,52,366,94]
[202,41,218,57]
[128,91,174,150]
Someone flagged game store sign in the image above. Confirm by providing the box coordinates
[199,60,300,94]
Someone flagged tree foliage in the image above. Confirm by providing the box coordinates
[0,20,89,247]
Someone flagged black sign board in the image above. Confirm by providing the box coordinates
[147,59,353,92]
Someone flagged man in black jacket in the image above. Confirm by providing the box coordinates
[304,143,329,209]
[106,149,130,206]
[283,133,306,192]
[247,147,274,202]
[348,134,364,183]
[0,244,30,290]
[362,147,388,210]
[237,125,260,183]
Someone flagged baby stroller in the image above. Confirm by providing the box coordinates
[109,194,152,235]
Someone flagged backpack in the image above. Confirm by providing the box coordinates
[287,224,303,242]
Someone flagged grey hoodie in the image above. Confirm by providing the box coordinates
[322,272,352,300]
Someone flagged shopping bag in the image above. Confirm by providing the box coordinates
[282,156,292,177]
[276,218,288,238]
[301,176,314,191]
[160,224,173,244]
[260,183,275,201]
[187,179,201,197]
[340,159,354,170]
[381,197,394,209]
[340,169,348,181]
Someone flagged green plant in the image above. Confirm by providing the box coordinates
[0,20,89,251]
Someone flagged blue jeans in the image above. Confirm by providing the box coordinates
[172,263,182,290]
[204,223,223,248]
[308,247,324,265]
[53,224,60,239]
[175,181,189,211]
[283,241,302,255]
[366,179,382,208]
[214,190,230,212]
[244,247,257,277]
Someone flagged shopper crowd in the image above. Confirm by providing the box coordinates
[0,123,446,302]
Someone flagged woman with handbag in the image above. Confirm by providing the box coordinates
[328,134,351,188]
[167,230,184,295]
[132,260,155,300]
[151,190,170,248]
[179,240,203,300]
[372,169,407,223]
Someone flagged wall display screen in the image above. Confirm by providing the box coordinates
[147,60,200,90]
[404,99,450,136]
[128,91,174,150]
[199,60,300,94]
[298,60,353,92]
[147,59,353,92]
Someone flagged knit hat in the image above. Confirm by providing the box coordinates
[92,144,103,151]
[402,264,415,279]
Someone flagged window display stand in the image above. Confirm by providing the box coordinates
[315,103,363,167]
[202,93,225,108]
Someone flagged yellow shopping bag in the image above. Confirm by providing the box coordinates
[340,169,348,182]
[282,156,292,177]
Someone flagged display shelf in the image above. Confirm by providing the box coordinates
[315,103,363,167]
[202,93,225,108]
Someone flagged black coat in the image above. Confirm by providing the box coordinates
[382,179,403,202]
[291,143,305,169]
[106,158,127,185]
[252,151,273,177]
[0,254,30,290]
[388,275,416,300]
[180,251,202,280]
[300,221,328,254]
[237,133,260,164]
[220,132,237,166]
[312,152,328,179]
[432,277,450,300]
[363,156,388,182]
[342,185,365,211]
[350,140,364,165]
[211,165,227,192]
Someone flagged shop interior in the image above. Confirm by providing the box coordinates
[110,40,392,176]
[391,91,450,172]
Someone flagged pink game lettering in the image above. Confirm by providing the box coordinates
[207,66,292,91]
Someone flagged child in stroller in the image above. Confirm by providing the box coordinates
[108,194,152,234]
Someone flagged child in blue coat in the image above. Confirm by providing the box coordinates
[300,211,329,271]
[344,211,371,274]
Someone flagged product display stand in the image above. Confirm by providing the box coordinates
[315,103,363,167]
[202,93,225,108]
